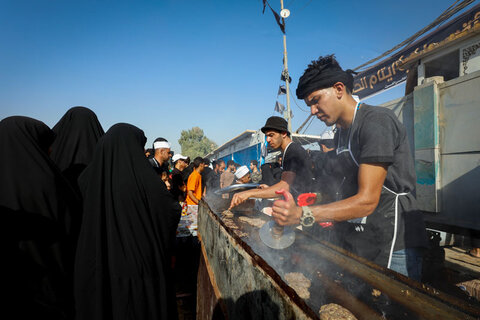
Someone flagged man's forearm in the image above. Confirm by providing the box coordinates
[311,193,379,222]
[246,180,290,199]
[311,163,386,222]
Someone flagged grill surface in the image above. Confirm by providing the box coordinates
[199,197,480,319]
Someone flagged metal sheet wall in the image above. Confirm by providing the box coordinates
[436,70,480,230]
[219,144,261,167]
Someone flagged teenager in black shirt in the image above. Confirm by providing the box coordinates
[229,116,312,208]
[272,55,427,281]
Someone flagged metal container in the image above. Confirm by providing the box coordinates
[197,200,480,320]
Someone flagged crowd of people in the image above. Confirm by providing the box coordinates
[1,54,436,319]
[0,108,182,319]
[0,105,284,320]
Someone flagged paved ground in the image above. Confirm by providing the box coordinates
[443,246,480,301]
[445,246,480,274]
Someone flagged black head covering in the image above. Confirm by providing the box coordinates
[50,107,104,188]
[261,116,290,134]
[296,54,357,99]
[0,116,82,319]
[74,123,181,320]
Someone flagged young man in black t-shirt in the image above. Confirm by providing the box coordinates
[170,153,188,202]
[205,159,225,194]
[271,55,427,281]
[229,116,312,208]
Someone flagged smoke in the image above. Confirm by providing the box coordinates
[203,195,406,318]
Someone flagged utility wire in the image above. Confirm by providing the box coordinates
[301,114,315,134]
[295,0,313,15]
[354,0,475,71]
[284,0,313,23]
[294,134,314,146]
[289,86,309,112]
[295,114,313,133]
[286,0,297,7]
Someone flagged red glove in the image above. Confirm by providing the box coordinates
[297,193,317,206]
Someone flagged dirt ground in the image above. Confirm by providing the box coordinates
[176,292,196,320]
[174,236,201,320]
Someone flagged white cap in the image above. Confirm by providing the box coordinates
[172,154,188,162]
[235,165,250,179]
[320,129,335,140]
[153,141,171,149]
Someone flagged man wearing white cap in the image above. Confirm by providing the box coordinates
[172,153,188,173]
[234,165,251,184]
[149,137,171,172]
[170,153,189,202]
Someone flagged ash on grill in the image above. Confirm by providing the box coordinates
[371,289,381,298]
[233,229,249,238]
[238,216,266,228]
[222,217,238,229]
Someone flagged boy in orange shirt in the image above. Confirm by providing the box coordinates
[186,157,205,205]
[175,156,204,299]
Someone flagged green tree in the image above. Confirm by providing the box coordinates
[178,127,217,159]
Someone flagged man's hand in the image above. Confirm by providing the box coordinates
[258,184,269,189]
[187,190,199,205]
[271,189,302,226]
[229,190,251,209]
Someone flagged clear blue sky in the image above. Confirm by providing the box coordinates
[0,0,472,153]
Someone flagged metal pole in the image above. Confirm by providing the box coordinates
[280,0,292,133]
[295,114,313,134]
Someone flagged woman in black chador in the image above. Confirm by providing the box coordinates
[0,116,81,319]
[50,106,104,193]
[74,123,181,320]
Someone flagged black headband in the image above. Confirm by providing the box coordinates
[296,62,356,99]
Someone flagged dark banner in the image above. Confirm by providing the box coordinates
[353,3,480,99]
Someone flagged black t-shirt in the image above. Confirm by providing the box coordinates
[170,168,185,201]
[335,104,427,251]
[309,150,339,200]
[205,170,221,193]
[259,163,280,186]
[282,142,312,198]
[182,164,194,183]
[201,167,212,192]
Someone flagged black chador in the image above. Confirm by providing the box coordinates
[0,116,81,319]
[50,106,104,192]
[74,123,181,320]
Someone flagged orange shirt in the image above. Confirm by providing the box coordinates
[186,170,202,205]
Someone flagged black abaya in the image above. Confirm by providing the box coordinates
[74,123,181,320]
[0,116,82,319]
[50,106,104,192]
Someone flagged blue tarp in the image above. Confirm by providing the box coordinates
[218,143,262,167]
